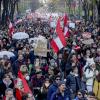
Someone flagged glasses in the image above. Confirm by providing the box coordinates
[89,96,96,98]
[78,94,82,96]
[56,78,61,81]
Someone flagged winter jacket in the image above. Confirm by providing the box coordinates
[29,51,35,64]
[12,59,25,76]
[66,72,81,93]
[47,83,58,100]
[50,90,70,100]
[84,68,97,86]
[31,75,45,88]
[0,66,5,79]
[93,79,100,99]
[0,79,14,96]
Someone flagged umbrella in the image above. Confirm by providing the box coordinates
[0,51,15,58]
[12,32,29,40]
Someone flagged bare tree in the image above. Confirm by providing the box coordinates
[1,0,9,25]
[30,0,40,12]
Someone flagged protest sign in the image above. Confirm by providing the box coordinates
[69,22,75,28]
[50,21,56,28]
[33,35,47,57]
[82,39,94,45]
[82,32,91,39]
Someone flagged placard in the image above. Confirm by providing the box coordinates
[69,22,75,28]
[82,39,94,45]
[82,32,91,39]
[34,36,47,57]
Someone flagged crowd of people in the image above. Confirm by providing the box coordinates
[0,13,100,100]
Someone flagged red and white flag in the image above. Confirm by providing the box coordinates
[64,26,70,38]
[15,71,35,100]
[50,36,66,53]
[49,15,52,23]
[8,22,14,37]
[56,17,66,46]
[18,71,32,94]
[63,14,70,38]
[63,14,68,27]
[56,18,63,35]
[15,19,23,25]
[51,17,66,53]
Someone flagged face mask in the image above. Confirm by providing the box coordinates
[71,49,75,53]
[25,76,30,81]
[11,49,14,52]
[45,83,50,87]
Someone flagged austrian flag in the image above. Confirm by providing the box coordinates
[8,22,14,37]
[51,17,66,53]
[64,26,70,38]
[50,37,65,53]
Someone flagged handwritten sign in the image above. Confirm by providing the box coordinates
[34,36,47,57]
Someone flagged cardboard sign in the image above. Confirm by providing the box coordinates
[69,22,75,28]
[50,21,56,28]
[33,36,47,57]
[82,39,94,45]
[82,32,91,39]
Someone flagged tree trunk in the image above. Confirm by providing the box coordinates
[0,0,2,21]
[79,0,81,19]
[2,0,9,25]
[97,1,100,26]
[16,1,19,15]
[82,0,88,24]
[9,0,16,22]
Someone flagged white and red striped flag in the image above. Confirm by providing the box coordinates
[56,17,63,35]
[50,35,66,53]
[51,17,66,53]
[8,22,14,37]
[49,15,52,23]
[15,19,23,25]
[64,26,70,38]
[63,14,68,27]
[63,14,70,38]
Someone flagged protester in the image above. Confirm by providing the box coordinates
[83,62,98,92]
[74,90,87,100]
[41,78,51,100]
[66,66,82,99]
[47,75,61,100]
[87,92,97,100]
[93,72,100,99]
[3,88,15,100]
[50,81,70,100]
[0,74,14,96]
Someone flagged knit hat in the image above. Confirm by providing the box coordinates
[35,69,42,74]
[58,81,66,87]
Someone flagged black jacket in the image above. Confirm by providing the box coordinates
[66,73,81,93]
